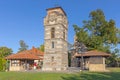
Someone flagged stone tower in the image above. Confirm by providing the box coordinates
[42,7,68,71]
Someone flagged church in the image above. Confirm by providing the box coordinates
[6,7,110,72]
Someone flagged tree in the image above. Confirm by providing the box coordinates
[73,9,120,52]
[106,48,120,67]
[0,46,12,71]
[73,25,89,46]
[18,40,28,52]
[67,42,73,67]
[0,58,6,71]
[0,47,13,58]
[38,44,44,52]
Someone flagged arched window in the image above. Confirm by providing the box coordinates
[51,28,55,38]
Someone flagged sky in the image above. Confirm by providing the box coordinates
[0,0,120,53]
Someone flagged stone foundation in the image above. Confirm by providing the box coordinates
[89,64,105,71]
[42,53,68,71]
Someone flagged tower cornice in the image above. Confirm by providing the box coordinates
[46,7,67,16]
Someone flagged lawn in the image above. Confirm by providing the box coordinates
[0,68,120,80]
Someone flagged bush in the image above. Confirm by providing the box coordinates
[0,58,6,71]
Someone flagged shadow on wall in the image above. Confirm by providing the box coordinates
[61,72,120,80]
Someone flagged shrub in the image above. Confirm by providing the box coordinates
[0,58,6,71]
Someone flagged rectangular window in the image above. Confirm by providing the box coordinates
[63,31,65,40]
[51,28,55,38]
[11,60,19,66]
[52,42,54,48]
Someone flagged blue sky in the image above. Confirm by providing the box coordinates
[0,0,120,53]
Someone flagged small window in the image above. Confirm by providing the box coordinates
[11,60,19,66]
[52,42,54,48]
[51,28,55,38]
[63,31,65,40]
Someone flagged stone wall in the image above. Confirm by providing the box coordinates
[89,64,105,71]
[89,57,106,71]
[42,7,68,71]
[9,66,24,71]
[42,53,67,71]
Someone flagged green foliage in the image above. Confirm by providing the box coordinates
[73,25,89,44]
[38,44,44,52]
[18,40,28,52]
[106,49,120,67]
[0,47,11,71]
[73,9,120,52]
[6,60,10,71]
[118,29,120,42]
[0,58,6,71]
[0,47,13,58]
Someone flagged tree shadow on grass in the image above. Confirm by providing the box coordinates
[61,72,120,80]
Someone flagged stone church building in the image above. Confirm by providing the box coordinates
[42,7,68,71]
[5,7,110,72]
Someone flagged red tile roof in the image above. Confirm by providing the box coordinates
[5,47,44,60]
[75,50,111,57]
[29,47,44,56]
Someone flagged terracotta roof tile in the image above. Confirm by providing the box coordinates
[5,47,44,60]
[5,53,40,60]
[75,50,111,57]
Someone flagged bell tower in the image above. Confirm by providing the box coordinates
[42,7,68,71]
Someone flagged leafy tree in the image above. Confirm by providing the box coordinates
[73,9,120,52]
[0,58,6,71]
[0,47,12,71]
[73,25,89,46]
[18,40,28,52]
[0,47,13,58]
[38,44,44,52]
[106,48,120,67]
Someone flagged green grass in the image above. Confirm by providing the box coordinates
[0,68,120,80]
[107,67,120,72]
[0,72,71,80]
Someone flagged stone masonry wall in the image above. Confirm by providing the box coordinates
[42,7,68,71]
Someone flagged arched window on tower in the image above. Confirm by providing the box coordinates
[51,28,55,38]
